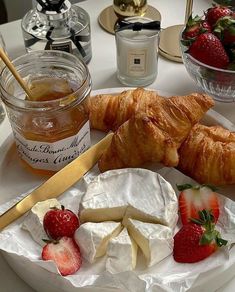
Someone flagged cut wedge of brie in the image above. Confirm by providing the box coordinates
[22,198,61,246]
[125,218,173,267]
[80,168,178,228]
[106,228,138,273]
[74,221,122,263]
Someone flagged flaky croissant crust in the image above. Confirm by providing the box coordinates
[87,88,164,132]
[98,92,214,172]
[178,124,235,186]
[98,113,179,173]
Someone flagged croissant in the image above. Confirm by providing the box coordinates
[87,87,163,131]
[146,93,214,146]
[98,93,214,172]
[178,124,235,186]
[98,113,179,172]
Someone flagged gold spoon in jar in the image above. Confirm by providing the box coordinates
[0,47,34,100]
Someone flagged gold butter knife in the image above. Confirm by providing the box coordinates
[0,133,113,231]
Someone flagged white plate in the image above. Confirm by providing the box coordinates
[0,88,235,292]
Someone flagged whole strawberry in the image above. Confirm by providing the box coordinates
[173,210,227,263]
[43,205,80,240]
[205,5,232,27]
[214,16,235,46]
[42,237,82,276]
[188,32,229,68]
[182,15,211,45]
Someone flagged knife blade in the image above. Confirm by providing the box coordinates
[0,133,113,230]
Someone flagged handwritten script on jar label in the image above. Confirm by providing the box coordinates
[13,121,91,171]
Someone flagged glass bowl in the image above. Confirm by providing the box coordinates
[180,38,235,103]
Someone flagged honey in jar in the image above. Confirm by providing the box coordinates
[0,50,91,174]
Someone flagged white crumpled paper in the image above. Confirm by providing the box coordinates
[0,166,235,292]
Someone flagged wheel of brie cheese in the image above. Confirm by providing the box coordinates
[22,168,179,274]
[77,168,178,272]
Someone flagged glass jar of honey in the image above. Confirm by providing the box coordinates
[0,50,91,174]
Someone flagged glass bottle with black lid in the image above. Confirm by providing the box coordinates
[21,0,92,64]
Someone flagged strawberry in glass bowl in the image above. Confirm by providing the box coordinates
[180,5,235,102]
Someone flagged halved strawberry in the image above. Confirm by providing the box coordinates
[42,237,82,276]
[177,184,220,225]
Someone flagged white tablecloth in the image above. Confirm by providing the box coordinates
[0,0,234,291]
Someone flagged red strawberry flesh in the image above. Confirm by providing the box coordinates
[42,237,82,276]
[178,185,220,225]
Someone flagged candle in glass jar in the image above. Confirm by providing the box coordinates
[115,17,160,86]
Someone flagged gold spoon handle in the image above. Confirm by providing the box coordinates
[185,0,193,24]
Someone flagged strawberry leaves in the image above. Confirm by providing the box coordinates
[182,4,234,69]
[177,183,218,192]
[191,209,227,247]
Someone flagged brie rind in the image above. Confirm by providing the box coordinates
[126,218,173,267]
[74,221,122,263]
[22,198,61,246]
[80,168,178,228]
[106,228,137,273]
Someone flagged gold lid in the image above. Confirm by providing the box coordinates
[98,5,161,35]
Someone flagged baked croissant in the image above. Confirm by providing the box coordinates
[98,113,179,172]
[146,93,214,146]
[98,93,214,172]
[178,124,235,186]
[87,87,163,131]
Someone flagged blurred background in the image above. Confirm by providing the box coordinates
[0,0,83,24]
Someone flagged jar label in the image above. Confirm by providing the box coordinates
[49,41,73,53]
[13,120,91,171]
[127,49,147,76]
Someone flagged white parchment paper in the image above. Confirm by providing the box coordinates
[0,167,235,292]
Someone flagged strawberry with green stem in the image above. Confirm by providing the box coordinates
[173,209,227,263]
[205,5,232,27]
[177,184,220,225]
[182,15,211,46]
[214,16,235,46]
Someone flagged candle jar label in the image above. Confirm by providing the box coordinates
[128,49,147,76]
[13,121,91,172]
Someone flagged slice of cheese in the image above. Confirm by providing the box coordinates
[106,228,138,273]
[74,221,122,263]
[22,198,61,246]
[80,168,178,228]
[125,218,173,267]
